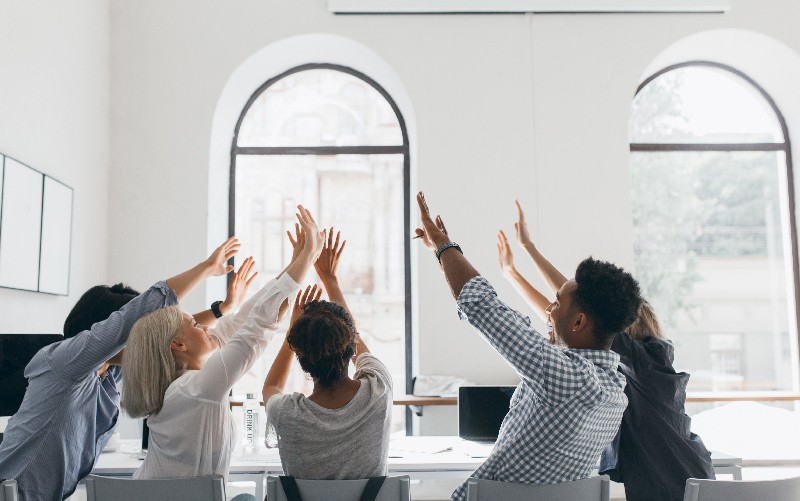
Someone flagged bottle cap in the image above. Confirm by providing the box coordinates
[246,393,255,399]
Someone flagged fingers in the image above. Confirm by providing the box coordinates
[416,192,434,224]
[313,287,322,302]
[414,228,425,238]
[435,215,448,235]
[333,230,341,252]
[336,240,346,259]
[515,200,525,222]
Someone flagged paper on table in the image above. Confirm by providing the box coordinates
[389,436,454,454]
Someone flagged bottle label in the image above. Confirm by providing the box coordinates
[245,408,255,445]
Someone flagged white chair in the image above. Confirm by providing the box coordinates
[0,480,18,501]
[266,475,410,501]
[683,476,800,501]
[466,475,610,501]
[84,474,225,501]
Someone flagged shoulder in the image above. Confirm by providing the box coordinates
[354,353,393,390]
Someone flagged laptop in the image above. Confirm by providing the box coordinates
[457,385,515,457]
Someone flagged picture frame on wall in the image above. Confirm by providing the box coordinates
[0,154,73,295]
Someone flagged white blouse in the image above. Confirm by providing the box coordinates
[133,272,299,481]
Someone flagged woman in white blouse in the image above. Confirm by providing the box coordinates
[120,206,323,481]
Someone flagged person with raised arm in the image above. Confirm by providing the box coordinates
[0,237,241,501]
[119,206,324,482]
[414,192,642,501]
[498,200,714,501]
[262,227,393,480]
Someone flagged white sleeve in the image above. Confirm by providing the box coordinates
[188,272,299,401]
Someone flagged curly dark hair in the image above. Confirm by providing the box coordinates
[287,300,356,388]
[573,257,642,348]
[63,283,140,339]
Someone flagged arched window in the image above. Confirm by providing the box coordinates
[229,64,410,425]
[630,62,799,394]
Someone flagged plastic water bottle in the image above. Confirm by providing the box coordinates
[242,393,260,451]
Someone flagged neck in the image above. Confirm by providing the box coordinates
[311,376,353,395]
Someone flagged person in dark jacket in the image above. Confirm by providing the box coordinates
[496,200,714,501]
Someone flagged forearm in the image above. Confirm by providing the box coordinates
[165,261,214,301]
[438,248,481,299]
[284,248,315,284]
[193,309,218,328]
[522,243,567,294]
[263,340,294,400]
[503,268,550,322]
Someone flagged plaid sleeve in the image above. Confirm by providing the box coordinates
[457,276,591,404]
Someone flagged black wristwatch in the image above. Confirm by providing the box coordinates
[210,300,224,319]
[436,241,463,263]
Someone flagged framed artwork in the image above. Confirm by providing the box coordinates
[0,154,73,295]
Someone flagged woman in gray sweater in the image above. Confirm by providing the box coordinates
[262,228,393,480]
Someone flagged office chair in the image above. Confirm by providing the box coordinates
[0,480,18,501]
[683,476,800,501]
[466,475,610,501]
[266,475,410,501]
[84,474,225,501]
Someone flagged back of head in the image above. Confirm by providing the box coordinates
[626,299,664,340]
[287,300,356,389]
[120,306,184,418]
[573,257,643,348]
[63,283,140,339]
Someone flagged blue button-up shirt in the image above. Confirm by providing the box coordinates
[451,277,628,501]
[0,281,177,501]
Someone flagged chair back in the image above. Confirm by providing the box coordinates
[1,480,18,501]
[266,475,410,501]
[85,474,225,501]
[683,476,800,501]
[466,475,610,501]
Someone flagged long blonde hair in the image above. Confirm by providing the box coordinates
[121,306,185,417]
[625,299,664,340]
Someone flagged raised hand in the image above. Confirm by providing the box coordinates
[296,205,325,260]
[514,200,534,249]
[205,237,240,276]
[315,228,346,281]
[497,230,516,276]
[414,192,450,251]
[221,256,258,314]
[290,284,322,327]
[287,223,306,263]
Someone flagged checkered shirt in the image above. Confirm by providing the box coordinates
[451,277,627,501]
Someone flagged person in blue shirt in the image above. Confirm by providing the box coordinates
[0,238,247,501]
[496,200,714,501]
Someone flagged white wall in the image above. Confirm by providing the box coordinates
[0,0,110,333]
[104,0,800,432]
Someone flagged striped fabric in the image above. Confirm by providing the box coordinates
[451,277,627,501]
[0,282,177,501]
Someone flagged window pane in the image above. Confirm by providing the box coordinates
[233,153,406,429]
[630,66,784,144]
[630,151,796,392]
[237,69,404,147]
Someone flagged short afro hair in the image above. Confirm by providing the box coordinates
[63,283,140,339]
[287,300,357,388]
[573,257,642,348]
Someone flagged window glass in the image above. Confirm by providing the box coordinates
[237,69,404,147]
[629,66,797,394]
[630,66,784,144]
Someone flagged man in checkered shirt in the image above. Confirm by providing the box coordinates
[413,192,642,501]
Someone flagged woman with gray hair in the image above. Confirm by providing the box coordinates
[120,205,323,482]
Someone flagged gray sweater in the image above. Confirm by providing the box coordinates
[265,353,393,479]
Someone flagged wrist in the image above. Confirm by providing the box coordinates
[319,273,338,285]
[218,300,234,316]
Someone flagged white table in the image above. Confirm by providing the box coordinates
[93,437,742,499]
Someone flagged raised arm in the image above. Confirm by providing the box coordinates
[497,230,550,322]
[194,256,258,328]
[514,200,568,294]
[414,192,480,298]
[262,285,321,402]
[47,239,238,378]
[314,227,369,357]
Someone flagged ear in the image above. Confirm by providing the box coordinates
[171,339,188,353]
[572,312,589,332]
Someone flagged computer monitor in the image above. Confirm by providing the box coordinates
[458,385,516,442]
[0,334,63,417]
